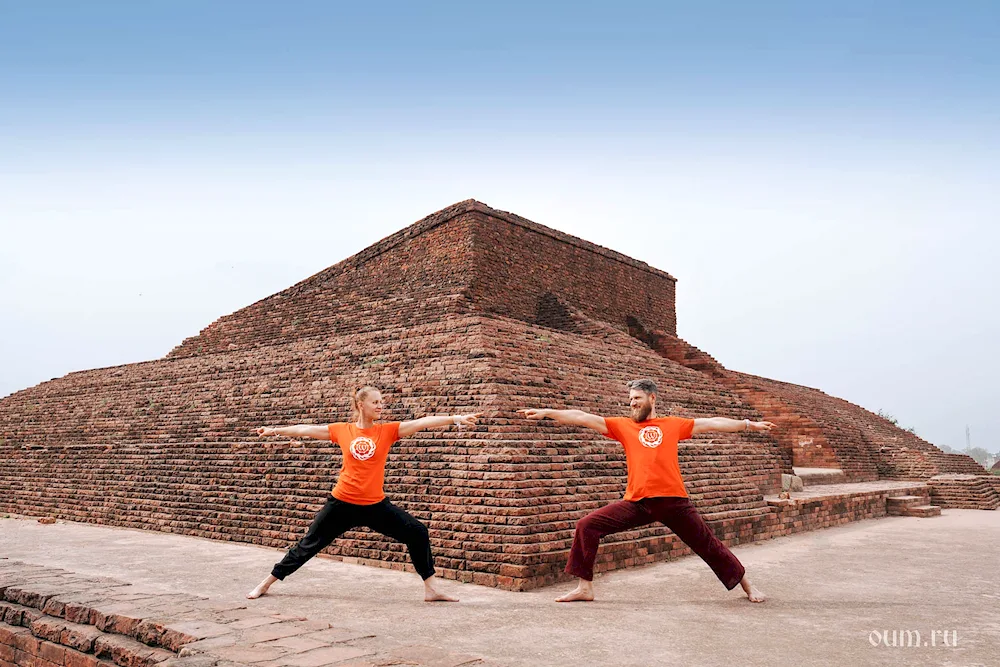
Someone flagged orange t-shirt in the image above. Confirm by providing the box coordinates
[604,416,695,501]
[328,421,401,505]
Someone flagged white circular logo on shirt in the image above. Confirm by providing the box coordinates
[638,426,663,448]
[349,436,377,461]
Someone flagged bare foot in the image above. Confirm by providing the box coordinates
[556,581,595,602]
[423,576,459,602]
[424,589,459,602]
[739,575,766,603]
[246,584,269,599]
[247,575,277,600]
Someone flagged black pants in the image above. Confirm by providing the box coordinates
[271,496,436,581]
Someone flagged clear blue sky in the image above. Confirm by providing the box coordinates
[5,2,998,141]
[2,1,998,453]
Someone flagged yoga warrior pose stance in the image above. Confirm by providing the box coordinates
[247,386,478,602]
[520,378,773,603]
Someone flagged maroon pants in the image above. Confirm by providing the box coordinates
[566,496,746,590]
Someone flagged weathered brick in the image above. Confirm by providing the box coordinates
[11,627,42,654]
[62,622,106,653]
[158,657,221,667]
[12,647,63,667]
[93,633,173,667]
[159,621,232,653]
[30,616,70,642]
[64,648,106,667]
[39,638,68,664]
[0,641,15,664]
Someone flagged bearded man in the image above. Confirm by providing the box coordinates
[520,378,773,603]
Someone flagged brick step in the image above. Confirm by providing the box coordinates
[0,599,177,667]
[0,568,228,660]
[886,494,923,505]
[1,562,364,666]
[699,506,773,522]
[928,475,1000,510]
[793,468,847,486]
[886,495,927,516]
[905,505,942,518]
[1,559,491,666]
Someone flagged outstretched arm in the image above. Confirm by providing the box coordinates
[399,413,480,438]
[518,409,608,435]
[256,425,331,440]
[692,418,776,435]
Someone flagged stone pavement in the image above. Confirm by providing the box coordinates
[2,511,999,667]
[0,559,490,667]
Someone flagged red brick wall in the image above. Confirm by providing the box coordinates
[1,313,790,591]
[468,209,677,336]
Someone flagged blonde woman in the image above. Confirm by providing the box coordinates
[247,386,478,602]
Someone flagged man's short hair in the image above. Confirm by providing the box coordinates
[627,378,658,396]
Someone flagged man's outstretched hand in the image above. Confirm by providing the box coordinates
[518,409,552,420]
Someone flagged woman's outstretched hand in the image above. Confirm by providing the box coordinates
[454,413,481,427]
[749,421,777,432]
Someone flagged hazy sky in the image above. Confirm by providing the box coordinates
[2,1,997,452]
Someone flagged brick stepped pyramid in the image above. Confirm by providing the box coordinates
[0,558,487,667]
[0,199,991,592]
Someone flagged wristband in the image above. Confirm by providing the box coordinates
[744,419,750,432]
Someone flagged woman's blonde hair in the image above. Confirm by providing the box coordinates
[350,386,380,421]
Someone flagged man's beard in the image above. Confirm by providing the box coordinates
[631,404,652,422]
